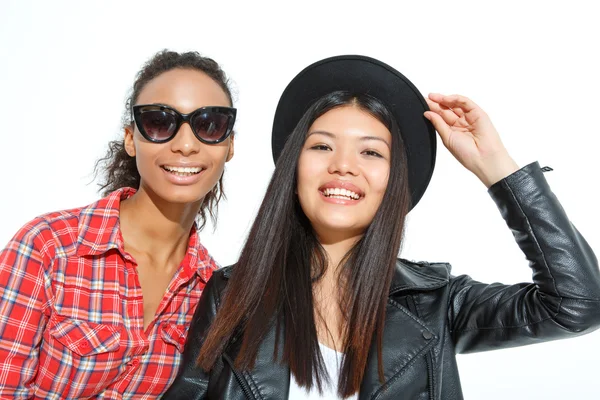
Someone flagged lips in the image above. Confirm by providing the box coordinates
[319,180,364,200]
[321,187,360,200]
[161,164,205,177]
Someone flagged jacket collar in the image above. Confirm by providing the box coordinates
[389,259,450,294]
[221,258,450,294]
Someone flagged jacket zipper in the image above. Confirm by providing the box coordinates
[406,295,435,400]
[223,353,257,399]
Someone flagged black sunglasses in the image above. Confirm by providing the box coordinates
[132,104,237,144]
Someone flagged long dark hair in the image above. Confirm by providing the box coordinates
[93,50,234,229]
[198,91,410,397]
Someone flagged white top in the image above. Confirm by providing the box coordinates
[288,343,359,400]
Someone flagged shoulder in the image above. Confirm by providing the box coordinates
[213,264,235,279]
[33,207,83,245]
[389,258,452,292]
[7,210,78,257]
[2,217,52,260]
[5,190,128,260]
[1,212,78,276]
[204,265,234,298]
[397,258,452,278]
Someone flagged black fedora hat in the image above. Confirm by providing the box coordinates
[271,55,436,210]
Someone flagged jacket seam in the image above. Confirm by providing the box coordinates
[458,314,555,332]
[390,283,447,293]
[411,295,437,400]
[372,300,436,399]
[387,298,434,330]
[373,346,435,400]
[221,354,259,399]
[243,370,264,400]
[458,296,600,333]
[503,180,560,298]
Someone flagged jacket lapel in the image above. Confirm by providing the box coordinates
[358,297,438,399]
[359,260,448,399]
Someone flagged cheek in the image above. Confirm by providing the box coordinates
[206,146,231,174]
[296,154,314,194]
[296,155,322,209]
[133,142,159,171]
[367,166,390,196]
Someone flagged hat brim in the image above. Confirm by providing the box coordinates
[271,55,436,210]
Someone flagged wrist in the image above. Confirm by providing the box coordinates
[475,152,520,188]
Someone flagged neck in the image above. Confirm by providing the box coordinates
[316,229,363,282]
[119,185,201,267]
[312,230,362,350]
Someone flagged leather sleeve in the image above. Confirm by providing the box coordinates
[448,161,600,353]
[162,269,226,399]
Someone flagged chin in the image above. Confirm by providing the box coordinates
[152,185,206,205]
[167,191,206,204]
[315,218,367,236]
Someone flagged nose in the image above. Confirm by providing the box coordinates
[169,122,201,156]
[328,147,359,176]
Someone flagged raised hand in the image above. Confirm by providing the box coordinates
[424,93,519,187]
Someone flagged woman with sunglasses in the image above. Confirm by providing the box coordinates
[164,55,600,399]
[0,50,236,398]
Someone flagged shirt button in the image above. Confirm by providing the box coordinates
[178,337,186,346]
[80,342,90,348]
[422,331,433,340]
[131,359,140,367]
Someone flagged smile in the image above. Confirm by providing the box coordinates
[162,165,203,176]
[320,188,361,200]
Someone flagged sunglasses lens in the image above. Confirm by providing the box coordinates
[191,112,231,142]
[139,110,178,141]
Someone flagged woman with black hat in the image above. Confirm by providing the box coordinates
[164,55,600,399]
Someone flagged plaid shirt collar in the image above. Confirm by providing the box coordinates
[75,187,211,283]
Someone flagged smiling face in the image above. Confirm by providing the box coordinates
[296,105,392,240]
[124,68,234,206]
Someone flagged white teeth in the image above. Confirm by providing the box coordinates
[322,188,360,200]
[163,166,202,174]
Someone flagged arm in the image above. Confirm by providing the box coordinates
[162,269,225,399]
[424,94,600,352]
[449,162,600,352]
[0,219,53,398]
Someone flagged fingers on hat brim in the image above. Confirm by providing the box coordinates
[429,93,479,113]
[424,111,452,145]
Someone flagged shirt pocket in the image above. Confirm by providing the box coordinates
[48,314,121,356]
[160,322,188,353]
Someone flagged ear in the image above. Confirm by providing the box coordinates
[124,125,136,157]
[226,134,235,162]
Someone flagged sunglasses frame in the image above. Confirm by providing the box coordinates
[132,103,237,144]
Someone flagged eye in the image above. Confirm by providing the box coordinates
[362,149,384,158]
[309,144,331,151]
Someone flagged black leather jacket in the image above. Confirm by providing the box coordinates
[164,162,600,399]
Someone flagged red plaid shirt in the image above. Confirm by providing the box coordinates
[0,188,217,399]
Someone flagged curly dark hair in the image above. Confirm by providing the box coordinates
[94,50,234,229]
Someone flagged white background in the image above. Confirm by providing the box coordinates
[1,0,598,398]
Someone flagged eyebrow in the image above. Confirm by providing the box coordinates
[307,130,391,149]
[137,103,176,111]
